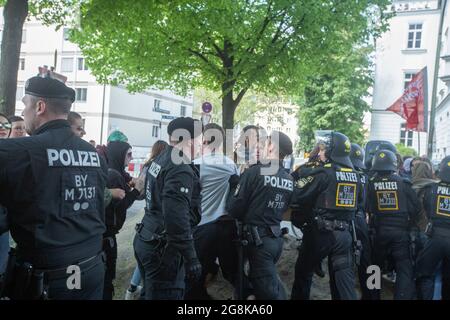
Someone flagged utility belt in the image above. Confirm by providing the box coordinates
[426,223,450,238]
[135,222,166,242]
[239,225,288,247]
[372,215,409,231]
[315,216,350,232]
[1,248,105,300]
[16,236,103,268]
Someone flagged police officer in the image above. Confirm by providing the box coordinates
[349,143,376,299]
[0,75,107,300]
[227,131,294,300]
[133,117,203,300]
[367,149,420,299]
[416,156,450,299]
[291,131,360,300]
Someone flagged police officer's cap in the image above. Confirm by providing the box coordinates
[271,131,293,157]
[438,155,450,182]
[350,143,366,170]
[167,117,203,141]
[371,150,397,172]
[25,76,76,102]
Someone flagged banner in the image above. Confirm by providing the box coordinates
[386,67,428,132]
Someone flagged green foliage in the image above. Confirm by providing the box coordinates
[297,45,373,151]
[395,143,418,158]
[71,0,391,127]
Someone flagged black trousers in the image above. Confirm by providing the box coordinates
[247,235,285,300]
[416,230,450,300]
[102,235,117,300]
[355,212,377,300]
[47,253,105,300]
[134,230,185,300]
[185,218,239,300]
[372,226,415,300]
[291,225,356,300]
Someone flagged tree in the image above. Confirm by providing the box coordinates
[72,0,390,130]
[395,143,418,158]
[0,0,28,116]
[297,45,374,151]
[0,0,78,115]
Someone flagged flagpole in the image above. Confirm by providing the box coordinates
[417,132,421,156]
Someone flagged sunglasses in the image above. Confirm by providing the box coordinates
[0,123,12,130]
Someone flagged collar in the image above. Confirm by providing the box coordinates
[33,119,71,136]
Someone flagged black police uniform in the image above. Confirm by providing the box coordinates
[367,164,420,299]
[227,160,293,300]
[0,119,107,300]
[349,143,375,300]
[133,145,201,300]
[416,157,450,299]
[291,162,361,300]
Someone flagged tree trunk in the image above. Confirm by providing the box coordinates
[221,85,235,131]
[0,0,28,116]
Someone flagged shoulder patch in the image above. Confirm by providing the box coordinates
[296,176,314,188]
[148,161,161,178]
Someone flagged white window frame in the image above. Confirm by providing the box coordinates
[152,125,159,138]
[77,57,88,71]
[75,88,87,102]
[16,86,24,101]
[61,57,74,72]
[403,71,418,90]
[400,123,413,147]
[407,23,423,49]
[180,105,186,117]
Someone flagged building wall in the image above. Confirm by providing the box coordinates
[370,0,440,154]
[433,0,450,160]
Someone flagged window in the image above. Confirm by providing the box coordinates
[152,125,159,138]
[75,88,87,102]
[15,86,24,101]
[61,58,74,72]
[19,58,25,71]
[21,29,26,43]
[400,123,413,147]
[404,72,417,89]
[77,58,88,71]
[407,23,422,49]
[63,28,70,41]
[180,105,186,117]
[153,99,161,111]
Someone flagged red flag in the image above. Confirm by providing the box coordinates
[386,67,428,132]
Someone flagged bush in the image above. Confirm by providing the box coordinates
[395,143,417,158]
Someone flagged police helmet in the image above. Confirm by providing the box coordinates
[315,130,353,168]
[371,150,397,172]
[364,140,397,170]
[350,143,366,170]
[438,156,450,182]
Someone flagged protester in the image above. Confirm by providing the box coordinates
[7,116,26,138]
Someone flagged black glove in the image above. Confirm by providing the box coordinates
[185,258,202,282]
[228,174,240,190]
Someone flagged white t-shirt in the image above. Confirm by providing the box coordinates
[193,153,239,226]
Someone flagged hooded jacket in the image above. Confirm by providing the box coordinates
[105,141,139,235]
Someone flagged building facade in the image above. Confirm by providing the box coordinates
[432,0,450,160]
[0,12,193,159]
[370,0,441,155]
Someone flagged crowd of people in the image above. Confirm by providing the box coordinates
[0,74,449,300]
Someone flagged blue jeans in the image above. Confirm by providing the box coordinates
[0,232,10,274]
[130,266,141,287]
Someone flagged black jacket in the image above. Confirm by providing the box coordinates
[227,161,294,227]
[141,145,201,262]
[105,141,139,235]
[0,120,107,267]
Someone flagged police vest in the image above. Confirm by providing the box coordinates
[315,165,360,213]
[369,174,409,227]
[430,182,450,228]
